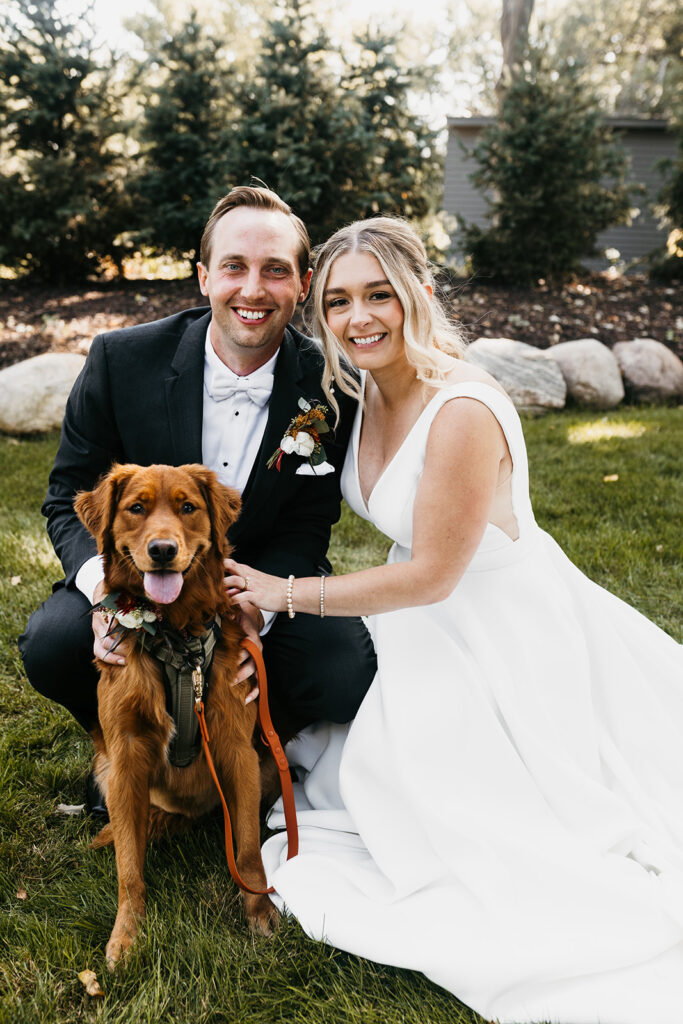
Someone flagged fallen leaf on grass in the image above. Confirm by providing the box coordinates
[78,970,105,998]
[56,803,85,816]
[11,575,21,585]
[16,888,27,900]
[603,474,619,482]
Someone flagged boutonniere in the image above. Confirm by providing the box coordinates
[93,591,161,649]
[267,398,331,472]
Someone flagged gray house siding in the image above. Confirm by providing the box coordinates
[443,120,491,237]
[443,117,676,270]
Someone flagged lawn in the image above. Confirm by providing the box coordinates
[0,405,681,1024]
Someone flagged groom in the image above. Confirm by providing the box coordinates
[19,185,376,776]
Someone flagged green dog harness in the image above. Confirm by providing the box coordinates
[149,616,222,768]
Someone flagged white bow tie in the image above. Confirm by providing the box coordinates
[207,370,275,408]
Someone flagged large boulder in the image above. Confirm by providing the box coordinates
[464,337,566,413]
[0,352,86,434]
[547,339,624,409]
[612,338,683,403]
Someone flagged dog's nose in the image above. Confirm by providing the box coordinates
[147,539,178,565]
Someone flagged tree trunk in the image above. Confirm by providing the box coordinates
[496,0,535,100]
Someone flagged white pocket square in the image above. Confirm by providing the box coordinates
[296,461,336,476]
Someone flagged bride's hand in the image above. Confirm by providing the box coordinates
[224,558,288,614]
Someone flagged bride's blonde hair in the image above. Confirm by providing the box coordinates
[308,217,466,422]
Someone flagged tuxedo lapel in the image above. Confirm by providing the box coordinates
[233,329,307,539]
[164,313,210,465]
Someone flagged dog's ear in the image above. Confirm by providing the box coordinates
[189,465,241,553]
[74,464,138,553]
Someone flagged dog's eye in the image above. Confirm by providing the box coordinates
[128,503,144,514]
[181,502,196,514]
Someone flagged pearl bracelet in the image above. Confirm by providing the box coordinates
[286,574,295,619]
[320,575,326,618]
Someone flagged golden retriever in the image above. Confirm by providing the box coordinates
[75,463,277,967]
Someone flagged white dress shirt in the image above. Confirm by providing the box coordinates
[201,332,278,492]
[76,326,279,635]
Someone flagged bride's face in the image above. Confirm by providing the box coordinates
[323,252,407,370]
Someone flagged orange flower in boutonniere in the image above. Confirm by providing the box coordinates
[267,398,331,472]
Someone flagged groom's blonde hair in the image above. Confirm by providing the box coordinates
[308,217,466,423]
[200,185,311,276]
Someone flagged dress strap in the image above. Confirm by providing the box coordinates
[421,381,534,536]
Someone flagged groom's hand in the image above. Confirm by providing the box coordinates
[91,580,132,665]
[232,607,263,705]
[224,573,263,704]
[235,600,264,637]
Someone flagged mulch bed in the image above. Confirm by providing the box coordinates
[1,273,681,370]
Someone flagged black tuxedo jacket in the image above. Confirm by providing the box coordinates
[44,307,357,588]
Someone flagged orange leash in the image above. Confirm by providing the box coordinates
[193,636,298,895]
[243,637,299,862]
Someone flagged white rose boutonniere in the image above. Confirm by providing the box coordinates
[267,398,331,472]
[290,431,316,457]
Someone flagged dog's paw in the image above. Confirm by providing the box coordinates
[244,893,279,937]
[89,823,114,849]
[105,910,143,969]
[105,932,132,970]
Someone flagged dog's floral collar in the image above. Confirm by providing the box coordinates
[93,591,219,653]
[94,591,161,647]
[267,398,331,472]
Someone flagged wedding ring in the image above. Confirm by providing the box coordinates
[244,576,250,590]
[240,575,247,591]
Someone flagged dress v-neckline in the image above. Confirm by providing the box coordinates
[354,374,443,512]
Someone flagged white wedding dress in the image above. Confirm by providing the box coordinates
[262,381,683,1024]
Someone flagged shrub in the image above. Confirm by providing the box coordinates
[462,46,635,286]
[0,0,130,282]
[650,125,683,282]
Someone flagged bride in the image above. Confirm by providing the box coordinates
[226,217,683,1024]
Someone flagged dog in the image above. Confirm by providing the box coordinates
[74,463,277,967]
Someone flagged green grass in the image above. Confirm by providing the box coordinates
[522,407,682,638]
[0,407,681,1024]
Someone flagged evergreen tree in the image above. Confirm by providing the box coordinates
[651,129,683,280]
[131,11,234,263]
[463,46,634,285]
[0,0,129,282]
[226,0,440,245]
[342,29,442,223]
[649,13,682,280]
[225,0,368,244]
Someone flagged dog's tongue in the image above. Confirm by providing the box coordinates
[143,571,184,605]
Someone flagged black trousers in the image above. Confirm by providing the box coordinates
[18,582,377,738]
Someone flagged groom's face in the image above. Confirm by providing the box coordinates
[197,206,312,374]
